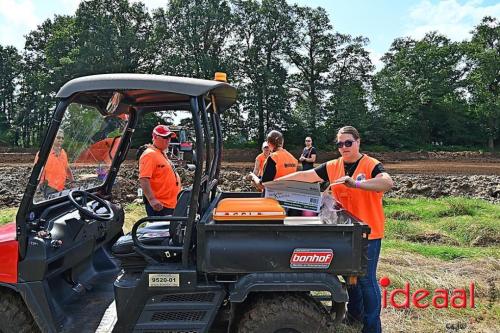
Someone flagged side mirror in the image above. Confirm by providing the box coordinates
[106,92,125,114]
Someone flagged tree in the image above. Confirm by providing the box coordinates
[373,33,467,148]
[0,45,21,145]
[463,16,500,149]
[284,6,335,141]
[70,0,152,75]
[327,34,374,145]
[232,0,292,144]
[152,0,233,78]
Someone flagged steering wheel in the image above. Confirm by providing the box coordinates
[68,190,114,222]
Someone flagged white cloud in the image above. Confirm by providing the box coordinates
[0,0,170,49]
[0,0,38,48]
[405,0,500,41]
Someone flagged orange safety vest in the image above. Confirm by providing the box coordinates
[37,149,70,191]
[326,155,385,239]
[255,153,267,177]
[269,149,298,179]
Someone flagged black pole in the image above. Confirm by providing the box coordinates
[182,97,205,267]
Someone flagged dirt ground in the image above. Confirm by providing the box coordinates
[1,151,499,332]
[1,151,500,208]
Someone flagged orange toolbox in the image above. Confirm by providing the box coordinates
[213,198,285,224]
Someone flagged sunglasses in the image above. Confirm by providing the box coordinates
[336,140,355,148]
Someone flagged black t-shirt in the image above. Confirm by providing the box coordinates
[261,157,277,183]
[301,147,317,170]
[314,155,386,182]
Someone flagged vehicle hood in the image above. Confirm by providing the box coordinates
[0,222,16,243]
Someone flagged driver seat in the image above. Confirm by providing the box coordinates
[111,189,191,270]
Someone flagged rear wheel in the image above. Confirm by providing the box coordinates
[0,289,39,333]
[236,293,333,333]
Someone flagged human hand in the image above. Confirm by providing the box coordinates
[149,198,164,211]
[299,156,305,161]
[332,176,355,188]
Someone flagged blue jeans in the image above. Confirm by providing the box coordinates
[347,239,382,333]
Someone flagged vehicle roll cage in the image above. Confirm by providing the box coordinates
[17,89,225,268]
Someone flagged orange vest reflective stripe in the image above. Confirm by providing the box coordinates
[256,153,267,177]
[326,155,385,239]
[270,149,298,179]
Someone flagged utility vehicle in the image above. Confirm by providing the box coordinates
[0,73,369,333]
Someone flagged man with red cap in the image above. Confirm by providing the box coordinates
[139,125,181,216]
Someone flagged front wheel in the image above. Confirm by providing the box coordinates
[236,293,332,333]
[0,289,39,333]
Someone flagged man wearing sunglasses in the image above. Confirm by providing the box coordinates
[277,126,393,333]
[299,136,317,170]
[139,125,181,217]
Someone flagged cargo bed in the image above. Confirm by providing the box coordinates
[197,192,370,276]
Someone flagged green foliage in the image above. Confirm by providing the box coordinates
[373,33,472,148]
[0,1,497,151]
[462,16,500,150]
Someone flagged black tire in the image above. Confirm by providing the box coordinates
[0,289,39,333]
[236,293,333,333]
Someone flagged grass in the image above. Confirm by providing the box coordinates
[383,197,500,258]
[0,207,17,225]
[1,197,499,332]
[123,202,145,233]
[378,197,500,332]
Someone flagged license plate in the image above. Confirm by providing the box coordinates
[148,273,180,287]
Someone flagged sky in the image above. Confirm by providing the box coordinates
[1,0,499,69]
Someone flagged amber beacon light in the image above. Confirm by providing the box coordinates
[214,72,227,82]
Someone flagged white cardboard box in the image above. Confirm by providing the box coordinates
[263,180,321,212]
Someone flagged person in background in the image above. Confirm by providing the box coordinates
[248,130,298,191]
[276,126,393,333]
[36,129,74,198]
[139,125,181,217]
[253,141,271,178]
[299,136,317,170]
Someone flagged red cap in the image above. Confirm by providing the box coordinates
[153,125,176,138]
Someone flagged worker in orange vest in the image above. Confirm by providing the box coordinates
[252,141,271,178]
[139,125,181,217]
[35,130,74,199]
[249,130,298,191]
[277,126,393,333]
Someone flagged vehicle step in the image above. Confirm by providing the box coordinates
[133,290,224,333]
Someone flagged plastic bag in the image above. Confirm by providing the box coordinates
[319,191,343,225]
